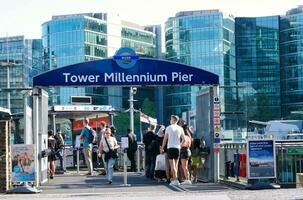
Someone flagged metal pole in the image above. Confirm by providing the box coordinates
[137,148,140,173]
[122,150,130,186]
[33,88,40,187]
[139,110,143,143]
[130,87,134,133]
[213,85,220,183]
[77,149,80,174]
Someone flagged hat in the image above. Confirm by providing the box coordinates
[110,126,116,130]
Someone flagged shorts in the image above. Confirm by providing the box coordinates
[180,148,191,160]
[167,148,180,160]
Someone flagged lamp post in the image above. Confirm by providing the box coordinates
[129,87,137,132]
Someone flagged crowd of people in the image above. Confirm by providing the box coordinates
[144,115,205,185]
[47,115,206,185]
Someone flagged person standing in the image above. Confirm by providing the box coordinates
[161,115,185,186]
[48,130,56,179]
[80,118,94,176]
[99,128,119,184]
[143,124,157,178]
[126,128,138,172]
[180,124,192,185]
[54,131,65,171]
[98,121,107,175]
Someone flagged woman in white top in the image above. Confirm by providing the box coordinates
[98,128,119,184]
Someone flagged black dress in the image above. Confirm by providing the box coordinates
[48,137,56,161]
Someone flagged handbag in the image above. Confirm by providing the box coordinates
[104,137,118,161]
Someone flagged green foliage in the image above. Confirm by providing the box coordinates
[141,98,156,117]
[113,97,156,140]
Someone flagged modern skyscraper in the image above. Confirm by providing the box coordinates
[236,16,281,127]
[280,6,303,118]
[42,13,158,111]
[0,36,42,114]
[165,10,237,129]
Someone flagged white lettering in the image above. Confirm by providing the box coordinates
[172,72,193,82]
[104,73,114,82]
[63,73,70,82]
[77,75,88,82]
[70,75,78,82]
[172,72,179,81]
[63,73,100,83]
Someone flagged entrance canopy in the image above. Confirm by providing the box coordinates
[33,48,219,87]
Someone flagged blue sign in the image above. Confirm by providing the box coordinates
[33,49,219,87]
[113,47,139,69]
[248,140,276,179]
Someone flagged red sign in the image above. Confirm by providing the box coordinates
[214,110,220,118]
[73,117,109,131]
[214,146,220,153]
[214,118,220,125]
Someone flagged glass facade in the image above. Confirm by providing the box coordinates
[42,13,158,111]
[236,16,281,127]
[120,25,158,116]
[42,14,108,106]
[165,10,237,129]
[280,6,303,118]
[0,36,42,114]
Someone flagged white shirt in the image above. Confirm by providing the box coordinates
[101,136,118,153]
[166,124,184,149]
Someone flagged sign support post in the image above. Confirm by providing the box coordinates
[213,85,220,183]
[121,137,130,187]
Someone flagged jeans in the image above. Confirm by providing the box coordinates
[106,158,116,181]
[145,152,156,178]
[56,150,64,171]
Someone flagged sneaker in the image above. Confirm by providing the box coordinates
[108,180,112,184]
[181,180,192,185]
[169,180,180,186]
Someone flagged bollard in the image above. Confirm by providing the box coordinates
[137,148,140,173]
[121,150,130,187]
[77,148,80,175]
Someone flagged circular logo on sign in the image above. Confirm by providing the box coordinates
[113,48,139,69]
[215,132,220,138]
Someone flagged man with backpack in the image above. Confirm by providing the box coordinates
[80,118,96,176]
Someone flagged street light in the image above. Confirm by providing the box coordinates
[129,87,137,133]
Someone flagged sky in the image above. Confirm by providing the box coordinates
[0,0,302,38]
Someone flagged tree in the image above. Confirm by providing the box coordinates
[141,98,156,118]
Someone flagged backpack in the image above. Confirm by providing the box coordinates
[86,127,96,144]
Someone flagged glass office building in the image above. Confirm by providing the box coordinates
[236,16,281,126]
[165,10,237,129]
[280,6,303,118]
[0,36,42,114]
[42,13,158,111]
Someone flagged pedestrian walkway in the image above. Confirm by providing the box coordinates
[40,171,233,195]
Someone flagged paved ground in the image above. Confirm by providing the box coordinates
[1,171,303,200]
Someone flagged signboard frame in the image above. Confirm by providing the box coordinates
[247,139,276,179]
[11,144,36,183]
